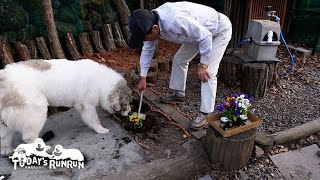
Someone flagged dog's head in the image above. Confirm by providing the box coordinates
[34,138,46,150]
[109,79,132,116]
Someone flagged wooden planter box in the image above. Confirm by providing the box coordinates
[207,112,262,138]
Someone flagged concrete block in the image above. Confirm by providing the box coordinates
[270,144,320,180]
[288,45,313,58]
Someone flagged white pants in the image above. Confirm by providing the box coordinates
[169,13,232,113]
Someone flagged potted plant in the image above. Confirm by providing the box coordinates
[215,93,254,130]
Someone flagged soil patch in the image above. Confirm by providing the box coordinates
[114,94,187,162]
[86,40,180,72]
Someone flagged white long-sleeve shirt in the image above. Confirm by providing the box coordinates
[139,1,220,76]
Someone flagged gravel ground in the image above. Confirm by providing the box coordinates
[149,47,320,179]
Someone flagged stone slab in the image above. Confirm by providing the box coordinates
[288,45,313,58]
[270,144,320,180]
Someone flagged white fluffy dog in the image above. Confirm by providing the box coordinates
[52,144,84,161]
[0,59,132,156]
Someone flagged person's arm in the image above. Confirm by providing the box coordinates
[137,40,157,92]
[140,40,158,77]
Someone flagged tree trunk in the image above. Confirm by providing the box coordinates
[25,40,38,59]
[240,63,269,99]
[90,30,106,54]
[112,22,126,48]
[218,55,243,87]
[140,0,144,9]
[65,33,82,60]
[101,24,117,51]
[15,41,31,61]
[204,126,256,170]
[36,37,51,60]
[112,0,131,26]
[112,0,131,45]
[42,0,65,59]
[0,36,14,65]
[79,32,94,56]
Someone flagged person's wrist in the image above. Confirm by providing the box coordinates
[197,63,208,69]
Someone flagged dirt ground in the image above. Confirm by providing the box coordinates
[86,40,180,72]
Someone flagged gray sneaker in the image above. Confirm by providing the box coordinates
[190,112,208,130]
[160,94,185,104]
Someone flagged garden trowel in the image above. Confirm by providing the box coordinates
[129,91,146,121]
[137,91,146,120]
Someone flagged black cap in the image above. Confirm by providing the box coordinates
[128,9,156,49]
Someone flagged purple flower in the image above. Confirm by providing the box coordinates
[216,104,225,112]
[235,108,241,116]
[249,97,254,103]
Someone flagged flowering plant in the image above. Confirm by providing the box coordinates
[128,112,143,130]
[215,93,253,128]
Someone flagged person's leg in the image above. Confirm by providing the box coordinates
[191,14,232,129]
[161,44,199,103]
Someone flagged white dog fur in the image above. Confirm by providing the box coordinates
[0,59,132,156]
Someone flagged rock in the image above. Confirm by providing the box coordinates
[255,146,265,158]
[198,175,212,180]
[165,149,171,156]
[265,159,270,164]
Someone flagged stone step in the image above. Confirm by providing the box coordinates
[287,45,312,57]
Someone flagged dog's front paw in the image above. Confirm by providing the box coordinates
[95,127,110,134]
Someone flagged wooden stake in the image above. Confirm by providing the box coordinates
[65,32,82,60]
[36,37,51,60]
[79,32,94,56]
[0,36,14,65]
[90,30,106,54]
[112,22,126,48]
[25,40,38,59]
[101,24,117,51]
[15,41,31,61]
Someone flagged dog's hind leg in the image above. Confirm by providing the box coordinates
[75,103,109,134]
[0,125,15,156]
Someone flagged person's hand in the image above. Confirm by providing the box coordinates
[137,77,147,93]
[197,66,210,83]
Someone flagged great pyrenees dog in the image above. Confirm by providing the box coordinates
[0,59,132,156]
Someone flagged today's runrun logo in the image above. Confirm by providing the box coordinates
[9,138,84,170]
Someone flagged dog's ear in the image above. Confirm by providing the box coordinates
[110,90,121,112]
